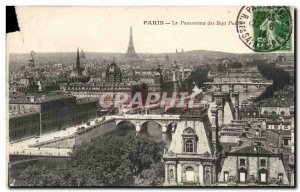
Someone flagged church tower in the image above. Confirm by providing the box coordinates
[125,26,139,60]
[69,48,90,83]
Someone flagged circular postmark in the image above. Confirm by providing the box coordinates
[237,6,292,52]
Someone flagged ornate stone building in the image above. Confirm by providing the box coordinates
[219,144,290,186]
[105,61,122,83]
[65,61,136,112]
[163,104,220,186]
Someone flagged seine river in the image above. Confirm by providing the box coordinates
[202,76,266,103]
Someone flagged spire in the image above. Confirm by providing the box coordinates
[130,26,133,42]
[80,49,87,66]
[76,48,80,69]
[29,50,34,67]
[125,26,139,60]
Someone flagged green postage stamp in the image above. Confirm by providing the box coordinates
[237,6,292,52]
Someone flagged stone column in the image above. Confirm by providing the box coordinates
[164,163,169,185]
[232,91,240,120]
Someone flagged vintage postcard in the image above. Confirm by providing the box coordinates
[7,6,295,187]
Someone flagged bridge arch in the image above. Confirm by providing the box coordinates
[140,120,163,129]
[115,120,137,134]
[139,120,163,140]
[166,121,177,132]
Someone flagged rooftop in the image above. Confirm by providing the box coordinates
[228,144,278,156]
[9,91,75,104]
[9,109,39,119]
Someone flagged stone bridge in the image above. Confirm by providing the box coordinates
[108,114,180,133]
[204,81,272,92]
[215,72,262,80]
[9,148,70,165]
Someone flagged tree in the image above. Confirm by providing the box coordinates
[16,165,62,186]
[15,134,165,187]
[217,63,226,72]
[230,62,243,68]
[185,67,211,90]
[135,162,165,186]
[255,63,292,101]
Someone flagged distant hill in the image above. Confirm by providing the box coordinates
[9,50,294,66]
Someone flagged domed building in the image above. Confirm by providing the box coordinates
[69,48,90,83]
[105,61,122,83]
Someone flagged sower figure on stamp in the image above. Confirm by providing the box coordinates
[258,10,284,48]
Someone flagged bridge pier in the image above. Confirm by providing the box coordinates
[136,123,141,136]
[229,85,234,93]
[243,85,248,92]
[215,85,221,92]
[162,133,168,143]
[162,124,167,133]
[171,122,176,133]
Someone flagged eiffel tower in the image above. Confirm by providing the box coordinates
[125,26,139,60]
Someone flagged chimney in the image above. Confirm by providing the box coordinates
[290,106,294,154]
[27,95,35,102]
[232,91,240,120]
[290,106,294,129]
[210,107,219,154]
[253,142,258,151]
[238,140,243,146]
[261,119,267,130]
[214,92,225,126]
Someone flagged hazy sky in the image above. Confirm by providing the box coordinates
[7,7,294,54]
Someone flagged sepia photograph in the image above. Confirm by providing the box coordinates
[6,6,295,187]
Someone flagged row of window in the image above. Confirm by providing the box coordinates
[10,125,39,140]
[239,158,266,167]
[224,171,284,184]
[10,115,39,127]
[67,86,129,90]
[267,124,290,129]
[263,111,287,116]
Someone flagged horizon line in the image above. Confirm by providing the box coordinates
[8,49,288,55]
